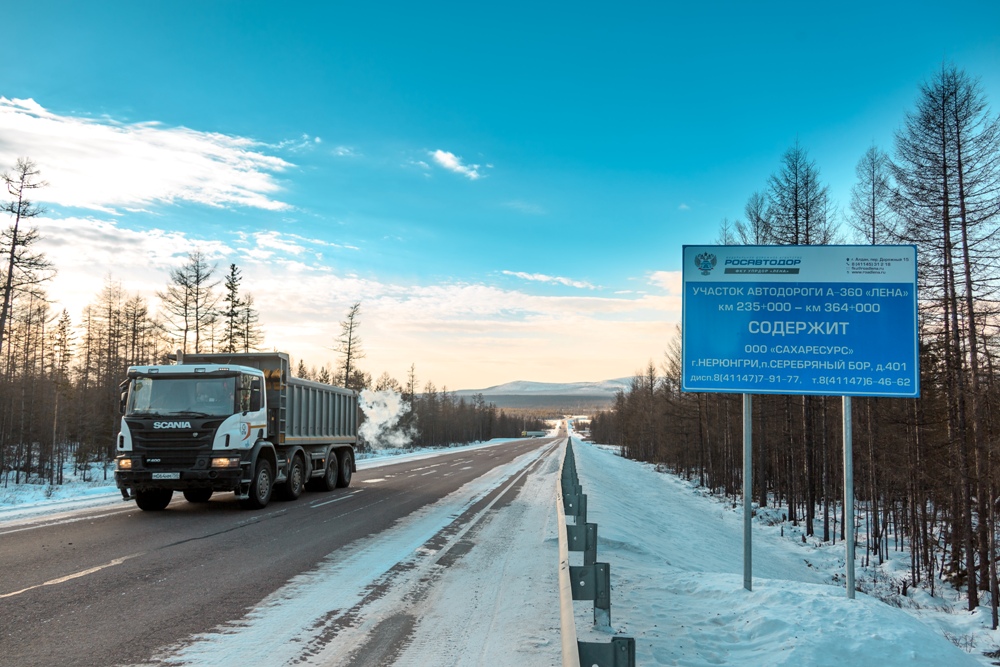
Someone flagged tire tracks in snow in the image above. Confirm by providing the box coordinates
[312,442,557,666]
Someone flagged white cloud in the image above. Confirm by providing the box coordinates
[648,270,682,295]
[333,146,359,157]
[678,203,691,210]
[502,270,597,290]
[32,217,679,388]
[239,230,360,260]
[0,97,293,212]
[242,230,307,260]
[34,216,234,312]
[274,134,322,152]
[430,149,484,180]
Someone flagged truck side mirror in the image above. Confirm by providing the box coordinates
[249,378,262,412]
[119,380,129,415]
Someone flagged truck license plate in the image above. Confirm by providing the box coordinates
[151,472,180,480]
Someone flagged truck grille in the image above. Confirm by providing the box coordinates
[126,420,221,450]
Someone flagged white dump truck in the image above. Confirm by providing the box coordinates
[114,351,358,511]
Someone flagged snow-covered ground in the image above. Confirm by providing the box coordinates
[4,431,999,666]
[568,436,993,666]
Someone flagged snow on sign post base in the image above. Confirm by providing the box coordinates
[681,244,919,597]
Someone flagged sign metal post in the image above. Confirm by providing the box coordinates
[844,395,855,599]
[743,392,752,591]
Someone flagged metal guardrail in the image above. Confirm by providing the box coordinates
[557,439,636,667]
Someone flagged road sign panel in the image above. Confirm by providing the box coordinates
[681,245,919,397]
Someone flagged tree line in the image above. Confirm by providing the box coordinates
[0,162,540,488]
[295,348,547,451]
[591,65,1000,621]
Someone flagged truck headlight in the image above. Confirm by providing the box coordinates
[117,457,133,470]
[211,457,241,468]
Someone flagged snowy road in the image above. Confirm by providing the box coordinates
[0,438,562,667]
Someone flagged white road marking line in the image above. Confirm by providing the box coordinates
[312,490,363,508]
[0,552,144,599]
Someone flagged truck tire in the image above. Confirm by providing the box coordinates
[308,451,338,492]
[276,455,305,501]
[135,489,173,511]
[336,449,353,488]
[183,489,213,503]
[240,459,274,509]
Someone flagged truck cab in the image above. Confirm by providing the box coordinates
[115,362,268,510]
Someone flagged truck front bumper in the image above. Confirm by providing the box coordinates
[115,455,250,496]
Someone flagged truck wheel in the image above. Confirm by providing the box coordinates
[276,455,305,500]
[240,459,273,509]
[183,489,213,503]
[336,449,353,488]
[135,489,173,511]
[308,451,338,492]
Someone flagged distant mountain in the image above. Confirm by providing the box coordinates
[453,378,632,397]
[449,378,631,411]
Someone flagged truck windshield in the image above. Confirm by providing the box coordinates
[127,376,238,417]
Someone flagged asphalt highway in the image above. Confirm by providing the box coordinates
[0,438,556,667]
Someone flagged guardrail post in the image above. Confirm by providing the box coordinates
[569,562,611,625]
[562,464,580,488]
[566,522,598,566]
[584,522,597,566]
[563,492,587,522]
[578,637,636,667]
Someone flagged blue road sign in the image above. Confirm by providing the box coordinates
[681,245,919,397]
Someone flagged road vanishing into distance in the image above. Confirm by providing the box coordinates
[0,437,560,667]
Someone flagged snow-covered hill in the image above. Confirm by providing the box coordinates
[454,378,631,397]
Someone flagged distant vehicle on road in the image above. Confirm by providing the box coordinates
[521,430,547,438]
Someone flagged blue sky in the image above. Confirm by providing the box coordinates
[2,1,999,389]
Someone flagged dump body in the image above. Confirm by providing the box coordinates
[284,376,358,445]
[114,352,358,511]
